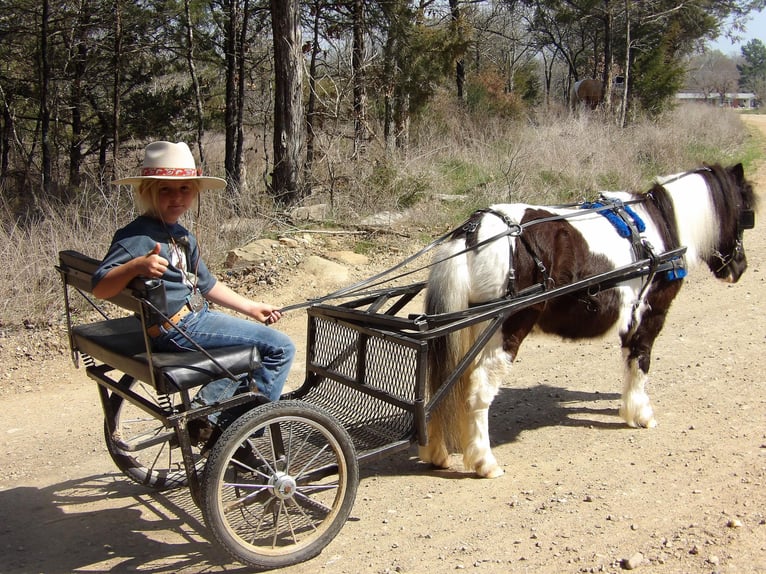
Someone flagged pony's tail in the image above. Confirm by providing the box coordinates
[424,237,474,455]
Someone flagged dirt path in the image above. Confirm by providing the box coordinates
[1,116,764,574]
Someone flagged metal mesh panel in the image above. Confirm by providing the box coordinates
[302,314,424,454]
[311,318,359,381]
[300,379,413,453]
[363,335,417,402]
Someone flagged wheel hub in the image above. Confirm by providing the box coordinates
[269,471,297,500]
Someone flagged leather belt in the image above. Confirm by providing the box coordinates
[147,305,192,338]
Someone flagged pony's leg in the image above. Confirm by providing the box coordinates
[460,339,509,478]
[619,284,681,428]
[619,345,657,428]
[461,310,537,478]
[419,417,450,469]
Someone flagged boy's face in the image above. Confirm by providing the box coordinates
[155,180,198,223]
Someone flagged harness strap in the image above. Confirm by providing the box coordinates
[474,208,520,296]
[607,199,647,261]
[474,208,553,296]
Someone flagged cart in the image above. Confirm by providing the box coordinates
[56,240,686,569]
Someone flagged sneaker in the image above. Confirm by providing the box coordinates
[188,418,216,447]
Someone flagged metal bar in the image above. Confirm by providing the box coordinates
[86,365,172,424]
[307,364,416,412]
[424,314,506,417]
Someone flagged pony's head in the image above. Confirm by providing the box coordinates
[705,163,756,283]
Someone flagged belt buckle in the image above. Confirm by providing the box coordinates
[188,291,205,312]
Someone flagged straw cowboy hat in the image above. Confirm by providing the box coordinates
[112,141,226,190]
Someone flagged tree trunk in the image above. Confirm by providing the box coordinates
[383,25,397,153]
[304,0,321,192]
[68,19,84,192]
[602,1,614,111]
[449,0,464,101]
[111,0,122,182]
[40,0,51,202]
[224,0,239,185]
[270,0,303,206]
[352,0,368,156]
[183,0,206,170]
[619,0,631,128]
[234,0,250,189]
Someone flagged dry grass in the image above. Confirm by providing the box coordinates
[0,102,757,330]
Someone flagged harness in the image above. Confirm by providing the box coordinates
[469,198,683,300]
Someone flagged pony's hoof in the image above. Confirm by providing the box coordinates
[419,445,450,469]
[476,464,504,478]
[620,404,656,428]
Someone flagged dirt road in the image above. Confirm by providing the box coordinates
[1,116,764,574]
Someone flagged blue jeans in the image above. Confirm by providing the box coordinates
[152,306,295,424]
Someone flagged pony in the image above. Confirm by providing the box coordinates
[571,78,604,110]
[420,164,756,478]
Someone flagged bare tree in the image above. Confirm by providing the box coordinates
[352,0,369,155]
[688,50,740,104]
[270,0,304,206]
[183,0,206,169]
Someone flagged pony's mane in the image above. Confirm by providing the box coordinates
[647,164,755,267]
[643,183,681,251]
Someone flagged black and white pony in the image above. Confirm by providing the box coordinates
[421,163,756,478]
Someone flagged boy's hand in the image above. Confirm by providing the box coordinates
[142,243,168,278]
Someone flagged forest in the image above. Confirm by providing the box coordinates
[1,0,765,218]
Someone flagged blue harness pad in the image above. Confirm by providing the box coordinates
[580,201,646,238]
[579,201,685,281]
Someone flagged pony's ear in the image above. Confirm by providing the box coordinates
[729,163,745,184]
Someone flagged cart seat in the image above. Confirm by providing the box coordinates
[72,316,257,394]
[58,249,259,396]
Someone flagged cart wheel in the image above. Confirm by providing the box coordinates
[201,400,358,569]
[105,378,200,490]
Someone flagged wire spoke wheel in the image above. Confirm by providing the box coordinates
[105,377,201,490]
[201,400,358,569]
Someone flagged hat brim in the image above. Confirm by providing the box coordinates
[112,175,227,190]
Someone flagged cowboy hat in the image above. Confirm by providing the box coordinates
[111,141,226,190]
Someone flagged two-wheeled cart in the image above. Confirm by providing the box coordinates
[56,239,686,569]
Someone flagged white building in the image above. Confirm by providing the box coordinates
[676,91,758,108]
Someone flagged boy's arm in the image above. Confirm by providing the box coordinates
[205,282,283,324]
[92,243,168,299]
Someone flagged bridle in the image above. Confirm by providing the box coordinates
[712,207,755,273]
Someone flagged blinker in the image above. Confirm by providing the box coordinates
[739,209,755,230]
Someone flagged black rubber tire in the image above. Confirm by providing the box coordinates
[104,378,199,490]
[201,400,359,570]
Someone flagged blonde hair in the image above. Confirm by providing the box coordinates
[134,179,201,218]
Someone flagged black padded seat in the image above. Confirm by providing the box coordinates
[72,316,258,395]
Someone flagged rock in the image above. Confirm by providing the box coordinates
[278,237,300,248]
[327,250,369,266]
[290,203,330,221]
[224,238,280,268]
[620,552,643,570]
[301,255,350,286]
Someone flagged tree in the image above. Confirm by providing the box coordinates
[688,50,740,105]
[270,0,304,206]
[738,38,766,101]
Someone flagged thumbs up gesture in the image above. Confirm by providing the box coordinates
[143,243,169,278]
